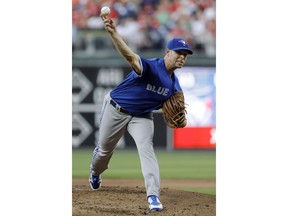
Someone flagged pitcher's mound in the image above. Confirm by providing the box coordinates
[73,183,215,216]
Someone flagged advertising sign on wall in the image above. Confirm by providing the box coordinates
[72,67,126,148]
[174,67,216,149]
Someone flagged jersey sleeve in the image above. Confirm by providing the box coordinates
[131,54,143,77]
[131,55,149,77]
[138,57,157,77]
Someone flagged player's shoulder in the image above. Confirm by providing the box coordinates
[140,57,162,65]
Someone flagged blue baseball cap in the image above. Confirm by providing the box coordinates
[167,38,193,55]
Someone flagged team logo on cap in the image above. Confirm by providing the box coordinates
[178,40,187,46]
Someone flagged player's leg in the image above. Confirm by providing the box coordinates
[90,94,132,176]
[127,115,163,210]
[127,115,161,197]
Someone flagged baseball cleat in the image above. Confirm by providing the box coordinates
[89,174,102,190]
[147,195,163,211]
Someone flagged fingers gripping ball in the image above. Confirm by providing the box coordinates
[101,6,111,16]
[162,91,187,128]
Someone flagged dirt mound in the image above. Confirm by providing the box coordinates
[73,180,216,216]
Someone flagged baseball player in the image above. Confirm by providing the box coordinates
[89,14,193,211]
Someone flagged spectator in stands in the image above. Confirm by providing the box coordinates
[72,0,216,56]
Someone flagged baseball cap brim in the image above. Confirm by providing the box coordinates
[171,47,193,55]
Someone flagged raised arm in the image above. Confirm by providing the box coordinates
[101,15,141,75]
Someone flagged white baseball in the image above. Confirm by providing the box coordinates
[101,6,111,16]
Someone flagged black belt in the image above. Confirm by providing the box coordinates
[110,99,130,114]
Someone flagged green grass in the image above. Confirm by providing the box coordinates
[72,149,216,195]
[157,151,216,179]
[73,149,216,179]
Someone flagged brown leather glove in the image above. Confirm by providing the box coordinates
[162,91,187,128]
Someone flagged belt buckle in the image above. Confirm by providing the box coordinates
[116,104,121,112]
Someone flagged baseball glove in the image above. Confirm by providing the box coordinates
[162,91,187,128]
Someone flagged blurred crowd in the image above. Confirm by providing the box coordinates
[72,0,216,56]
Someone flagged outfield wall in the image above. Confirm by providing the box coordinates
[72,55,216,150]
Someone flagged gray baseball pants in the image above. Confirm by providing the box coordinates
[90,93,161,197]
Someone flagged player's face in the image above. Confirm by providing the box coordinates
[171,50,188,68]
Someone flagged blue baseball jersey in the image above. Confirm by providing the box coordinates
[110,56,182,116]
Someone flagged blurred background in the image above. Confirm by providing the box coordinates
[72,0,216,195]
[72,0,216,57]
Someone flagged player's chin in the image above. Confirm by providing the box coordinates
[175,62,184,68]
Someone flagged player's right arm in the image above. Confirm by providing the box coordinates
[101,15,141,75]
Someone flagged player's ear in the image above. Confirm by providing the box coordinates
[166,49,170,56]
